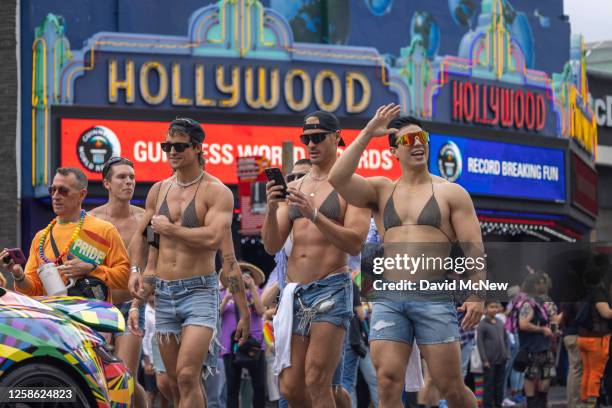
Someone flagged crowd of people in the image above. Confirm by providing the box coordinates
[0,104,610,408]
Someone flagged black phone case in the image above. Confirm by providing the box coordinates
[265,168,288,198]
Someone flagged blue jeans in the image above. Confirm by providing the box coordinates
[341,340,360,407]
[292,273,353,335]
[359,350,378,407]
[505,333,524,394]
[155,274,220,371]
[204,357,226,408]
[461,337,476,379]
[370,300,460,345]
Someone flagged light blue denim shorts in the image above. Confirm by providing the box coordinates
[291,273,353,336]
[155,274,220,369]
[369,300,460,345]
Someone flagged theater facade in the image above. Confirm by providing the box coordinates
[21,0,598,255]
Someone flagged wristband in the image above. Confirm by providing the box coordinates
[12,272,25,282]
[311,208,319,224]
[130,265,141,274]
[129,307,139,313]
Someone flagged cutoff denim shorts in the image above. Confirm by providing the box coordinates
[291,273,353,336]
[155,274,220,370]
[370,300,460,345]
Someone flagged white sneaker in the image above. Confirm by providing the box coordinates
[502,398,517,406]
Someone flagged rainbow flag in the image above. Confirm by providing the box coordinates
[263,321,275,348]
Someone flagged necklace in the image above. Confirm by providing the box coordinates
[39,209,86,265]
[307,172,328,197]
[175,171,204,188]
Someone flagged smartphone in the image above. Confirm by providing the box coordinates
[264,167,288,198]
[142,222,160,249]
[3,248,27,266]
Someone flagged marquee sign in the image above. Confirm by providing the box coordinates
[29,0,598,192]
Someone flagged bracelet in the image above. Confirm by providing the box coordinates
[311,208,319,224]
[130,265,141,274]
[129,307,139,313]
[12,272,25,283]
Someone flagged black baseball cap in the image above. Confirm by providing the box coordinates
[169,117,206,144]
[303,111,345,146]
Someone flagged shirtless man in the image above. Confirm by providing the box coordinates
[90,157,147,408]
[127,118,250,408]
[328,104,484,408]
[262,111,371,408]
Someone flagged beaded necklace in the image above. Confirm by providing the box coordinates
[38,209,86,265]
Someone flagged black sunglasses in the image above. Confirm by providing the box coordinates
[48,185,73,196]
[160,142,195,153]
[286,172,306,182]
[300,132,331,145]
[102,157,134,179]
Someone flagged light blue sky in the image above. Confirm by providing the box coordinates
[565,0,612,43]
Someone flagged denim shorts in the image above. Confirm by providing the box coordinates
[155,274,220,370]
[116,301,145,337]
[151,336,166,374]
[369,300,460,345]
[291,273,353,336]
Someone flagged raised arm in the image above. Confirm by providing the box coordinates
[261,181,292,255]
[286,187,371,256]
[329,103,400,208]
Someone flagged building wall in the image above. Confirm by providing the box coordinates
[0,0,19,248]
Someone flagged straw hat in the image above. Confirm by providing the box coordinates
[238,262,266,287]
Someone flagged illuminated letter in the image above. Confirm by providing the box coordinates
[195,64,217,107]
[346,71,371,113]
[245,67,280,110]
[108,59,134,104]
[314,70,341,112]
[139,61,168,106]
[171,63,193,106]
[284,69,312,112]
[216,65,240,108]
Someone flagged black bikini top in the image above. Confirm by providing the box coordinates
[288,175,343,223]
[157,178,202,228]
[382,180,453,242]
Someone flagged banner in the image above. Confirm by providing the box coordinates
[429,133,566,202]
[60,118,401,184]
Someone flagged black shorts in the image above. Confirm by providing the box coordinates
[524,350,556,380]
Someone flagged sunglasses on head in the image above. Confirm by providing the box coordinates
[48,185,72,196]
[300,132,332,145]
[160,142,196,153]
[102,157,134,179]
[394,130,429,146]
[286,172,307,182]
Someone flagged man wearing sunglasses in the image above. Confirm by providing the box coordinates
[1,167,130,299]
[127,117,251,408]
[328,104,484,408]
[262,111,371,408]
[90,157,148,408]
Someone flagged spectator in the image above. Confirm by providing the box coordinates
[560,301,582,408]
[517,272,559,408]
[577,254,612,408]
[221,262,267,408]
[1,167,129,300]
[477,301,509,408]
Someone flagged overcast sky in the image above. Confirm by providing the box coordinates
[565,0,612,43]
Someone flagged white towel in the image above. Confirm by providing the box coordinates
[404,343,424,392]
[273,283,299,376]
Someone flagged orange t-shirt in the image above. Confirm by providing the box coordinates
[18,214,130,298]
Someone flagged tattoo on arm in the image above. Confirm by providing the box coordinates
[228,276,243,294]
[519,303,533,319]
[223,252,237,268]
